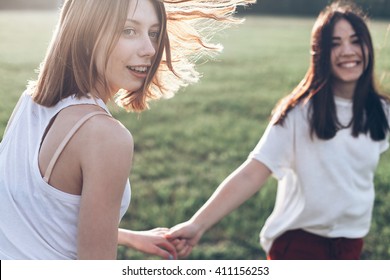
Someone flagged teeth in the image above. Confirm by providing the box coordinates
[128,66,148,73]
[339,62,358,68]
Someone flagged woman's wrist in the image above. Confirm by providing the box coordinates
[189,216,208,238]
[118,228,134,247]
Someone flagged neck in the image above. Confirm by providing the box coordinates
[331,80,356,100]
[91,83,114,104]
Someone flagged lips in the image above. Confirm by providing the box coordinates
[337,61,360,68]
[126,66,149,74]
[126,65,150,79]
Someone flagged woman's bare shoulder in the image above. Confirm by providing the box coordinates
[68,106,134,188]
[57,104,134,159]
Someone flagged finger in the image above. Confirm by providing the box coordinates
[156,227,170,232]
[151,228,170,234]
[151,246,175,260]
[147,242,176,260]
[157,240,178,260]
[172,238,187,252]
[171,239,182,246]
[165,227,184,240]
[178,244,193,258]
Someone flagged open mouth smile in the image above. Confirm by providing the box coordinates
[337,61,361,68]
[126,65,150,78]
[127,66,149,73]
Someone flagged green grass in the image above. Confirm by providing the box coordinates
[1,11,390,260]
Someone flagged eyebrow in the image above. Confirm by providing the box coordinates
[125,18,160,28]
[332,34,359,40]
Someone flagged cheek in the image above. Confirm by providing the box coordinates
[330,51,337,71]
[112,38,131,59]
[363,46,370,68]
[105,49,124,75]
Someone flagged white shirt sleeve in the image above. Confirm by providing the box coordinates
[249,112,295,180]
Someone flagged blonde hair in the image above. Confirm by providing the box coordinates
[30,0,256,112]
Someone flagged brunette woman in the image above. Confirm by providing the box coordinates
[168,1,390,260]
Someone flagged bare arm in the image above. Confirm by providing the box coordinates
[167,158,271,257]
[75,116,177,259]
[77,117,133,259]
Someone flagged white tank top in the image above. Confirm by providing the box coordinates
[0,91,131,259]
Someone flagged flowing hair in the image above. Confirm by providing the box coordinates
[29,0,256,112]
[271,0,389,141]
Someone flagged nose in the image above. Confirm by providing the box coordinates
[340,42,356,56]
[138,36,157,57]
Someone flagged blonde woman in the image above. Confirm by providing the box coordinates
[0,0,254,260]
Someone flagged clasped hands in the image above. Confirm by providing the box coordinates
[120,221,202,260]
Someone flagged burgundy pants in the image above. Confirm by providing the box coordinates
[267,229,363,260]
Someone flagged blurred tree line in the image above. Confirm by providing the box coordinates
[0,0,61,10]
[241,0,390,18]
[1,0,389,18]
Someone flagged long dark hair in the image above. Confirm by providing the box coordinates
[272,1,389,141]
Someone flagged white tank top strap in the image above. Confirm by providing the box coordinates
[43,111,110,183]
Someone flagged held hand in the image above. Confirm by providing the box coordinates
[118,228,177,260]
[165,221,204,258]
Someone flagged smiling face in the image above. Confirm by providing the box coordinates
[330,18,368,96]
[101,0,161,96]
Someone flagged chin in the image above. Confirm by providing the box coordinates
[119,88,142,96]
[125,83,144,93]
[334,73,362,84]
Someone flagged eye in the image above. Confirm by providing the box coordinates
[123,28,136,37]
[352,38,361,45]
[331,41,340,48]
[149,30,160,41]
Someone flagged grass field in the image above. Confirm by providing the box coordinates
[1,10,390,260]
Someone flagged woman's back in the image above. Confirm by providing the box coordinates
[0,91,131,259]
